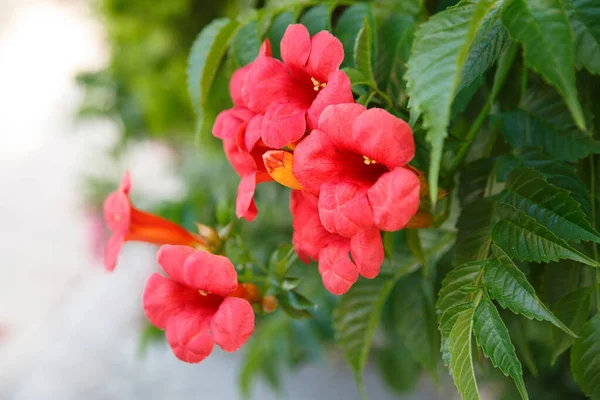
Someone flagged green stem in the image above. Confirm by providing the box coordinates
[590,154,600,311]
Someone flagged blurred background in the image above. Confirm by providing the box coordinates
[0,0,454,398]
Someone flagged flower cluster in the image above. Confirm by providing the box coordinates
[214,24,421,294]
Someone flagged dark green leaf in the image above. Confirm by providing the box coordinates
[496,168,600,243]
[473,295,528,400]
[333,3,373,69]
[187,18,239,113]
[571,313,600,399]
[567,0,600,74]
[551,286,593,363]
[437,261,484,318]
[484,246,578,336]
[455,199,495,265]
[459,158,495,205]
[375,340,420,394]
[267,12,295,59]
[542,260,581,308]
[492,204,599,267]
[406,0,501,203]
[501,0,585,129]
[449,306,480,400]
[231,21,261,67]
[374,0,423,16]
[299,4,331,36]
[393,274,438,378]
[353,19,375,86]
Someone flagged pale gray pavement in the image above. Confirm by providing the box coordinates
[0,1,451,399]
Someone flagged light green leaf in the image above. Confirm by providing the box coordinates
[374,0,423,16]
[353,19,376,87]
[492,204,599,267]
[187,18,239,114]
[440,302,474,370]
[231,21,261,67]
[334,3,373,68]
[455,199,495,265]
[375,15,415,101]
[473,295,528,400]
[551,286,593,364]
[567,0,600,74]
[299,4,331,35]
[495,168,600,243]
[484,246,577,337]
[335,233,454,391]
[406,0,501,205]
[571,313,600,399]
[449,306,480,400]
[437,261,485,317]
[501,0,585,129]
[393,273,438,378]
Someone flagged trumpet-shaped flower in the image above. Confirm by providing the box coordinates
[242,24,353,149]
[293,104,420,237]
[291,190,383,295]
[143,245,255,363]
[103,172,207,271]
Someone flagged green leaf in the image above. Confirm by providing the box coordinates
[496,168,600,243]
[375,340,420,394]
[231,21,261,67]
[484,246,578,337]
[393,273,438,378]
[267,11,295,60]
[440,302,474,370]
[459,158,495,205]
[567,0,600,74]
[187,18,239,115]
[333,3,373,69]
[473,295,528,400]
[542,260,581,308]
[335,233,454,391]
[551,286,593,364]
[374,0,423,16]
[449,306,480,400]
[342,67,370,87]
[353,19,376,87]
[571,313,600,399]
[437,261,485,318]
[492,204,599,267]
[299,4,331,35]
[406,0,501,205]
[501,0,585,129]
[456,5,509,94]
[375,15,415,101]
[455,199,495,265]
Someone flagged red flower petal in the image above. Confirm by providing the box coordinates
[143,273,220,329]
[259,39,272,57]
[315,102,364,149]
[368,167,421,231]
[350,228,384,279]
[306,71,354,131]
[290,190,333,262]
[280,24,311,74]
[182,250,239,297]
[240,114,263,152]
[119,171,131,193]
[242,57,297,114]
[318,182,373,237]
[229,64,252,107]
[103,190,131,233]
[306,31,344,82]
[165,311,214,363]
[156,244,195,282]
[236,173,258,221]
[104,232,125,271]
[262,102,308,148]
[210,297,255,352]
[352,108,415,169]
[318,240,358,295]
[213,107,255,140]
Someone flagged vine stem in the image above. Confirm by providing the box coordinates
[590,154,600,311]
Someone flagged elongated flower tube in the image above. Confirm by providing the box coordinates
[103,172,208,271]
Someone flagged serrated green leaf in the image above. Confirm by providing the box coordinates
[406,0,501,205]
[440,302,474,370]
[492,204,599,267]
[484,246,578,337]
[455,199,495,265]
[459,158,495,205]
[375,15,415,101]
[496,168,600,243]
[334,3,374,69]
[231,21,261,67]
[393,273,438,378]
[187,18,239,114]
[449,306,480,400]
[353,19,375,86]
[335,233,454,391]
[571,313,600,399]
[567,0,600,74]
[501,0,585,129]
[551,286,593,364]
[299,4,331,35]
[542,260,581,308]
[473,295,528,400]
[438,261,485,318]
[456,5,509,94]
